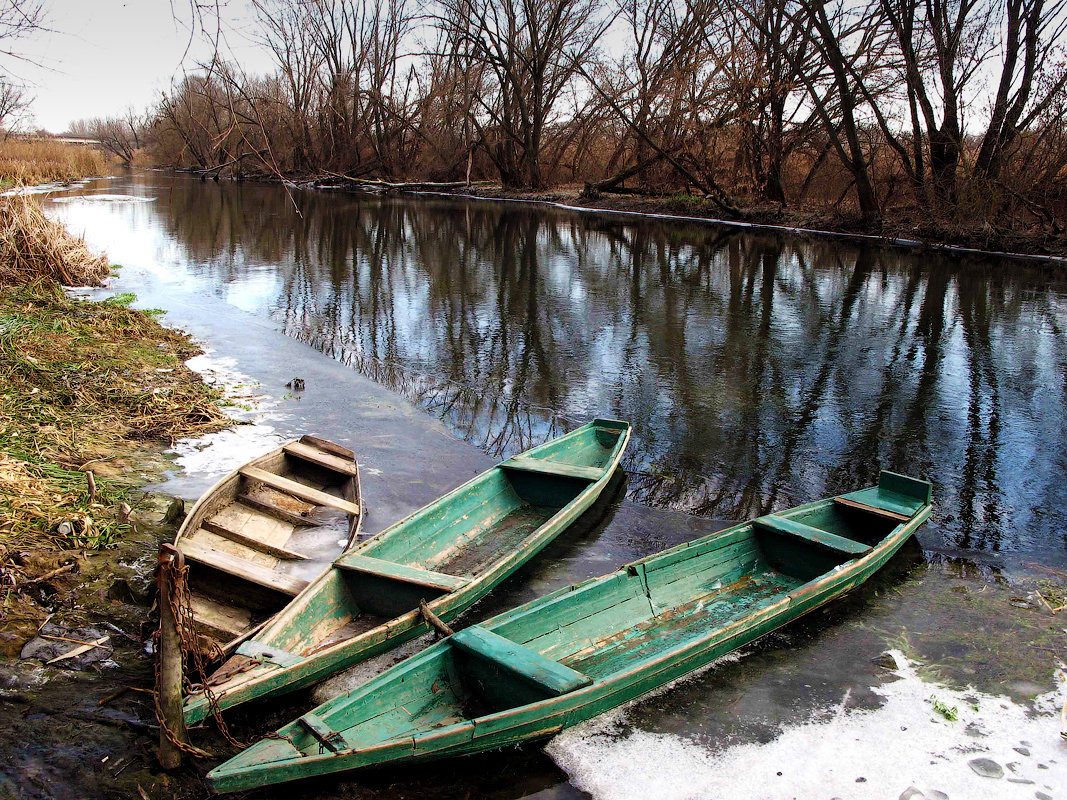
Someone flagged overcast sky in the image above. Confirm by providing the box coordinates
[10,1,274,132]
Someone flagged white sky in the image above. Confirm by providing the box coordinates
[9,1,274,132]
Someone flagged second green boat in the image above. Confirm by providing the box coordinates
[183,418,630,724]
[207,470,932,792]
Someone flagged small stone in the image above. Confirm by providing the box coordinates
[872,652,899,670]
[928,792,948,800]
[1035,792,1052,800]
[162,497,185,525]
[1014,747,1031,756]
[899,787,925,800]
[1037,764,1048,769]
[968,758,1004,779]
[1020,740,1032,746]
[1007,778,1035,785]
[856,777,867,783]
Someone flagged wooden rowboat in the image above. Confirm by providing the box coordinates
[174,435,362,652]
[207,470,932,792]
[184,419,631,725]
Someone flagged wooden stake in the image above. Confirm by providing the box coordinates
[86,470,96,502]
[157,544,188,768]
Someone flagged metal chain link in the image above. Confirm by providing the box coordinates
[155,554,247,754]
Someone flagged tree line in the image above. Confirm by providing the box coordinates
[71,0,1067,232]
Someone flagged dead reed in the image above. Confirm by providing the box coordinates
[0,281,229,553]
[0,192,110,285]
[0,137,108,185]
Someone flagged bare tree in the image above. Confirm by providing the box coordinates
[973,0,1067,180]
[0,80,28,131]
[433,0,610,188]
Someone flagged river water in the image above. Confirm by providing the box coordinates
[34,172,1067,800]
[50,171,1067,567]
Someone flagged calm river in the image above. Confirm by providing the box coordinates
[51,171,1067,567]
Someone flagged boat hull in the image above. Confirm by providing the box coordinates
[208,472,932,792]
[185,420,631,724]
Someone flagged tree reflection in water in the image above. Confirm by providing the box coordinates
[154,178,1067,560]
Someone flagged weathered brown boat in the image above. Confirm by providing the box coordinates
[173,435,362,652]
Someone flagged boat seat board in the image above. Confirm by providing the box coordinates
[502,456,602,482]
[236,639,303,667]
[240,466,361,517]
[299,434,355,460]
[452,626,592,696]
[335,554,469,592]
[200,519,308,560]
[297,713,345,752]
[283,441,359,476]
[836,486,924,520]
[211,502,295,548]
[754,515,870,556]
[232,492,317,529]
[189,593,251,639]
[178,537,309,596]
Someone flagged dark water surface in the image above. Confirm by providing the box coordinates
[49,172,1067,566]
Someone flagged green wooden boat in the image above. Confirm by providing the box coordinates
[183,419,630,724]
[208,471,932,792]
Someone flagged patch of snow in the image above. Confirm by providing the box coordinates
[546,651,1066,800]
[50,193,154,203]
[168,351,285,478]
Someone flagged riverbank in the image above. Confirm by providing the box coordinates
[251,173,1067,261]
[420,184,1067,263]
[0,207,229,653]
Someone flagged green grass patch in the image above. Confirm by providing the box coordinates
[0,279,229,552]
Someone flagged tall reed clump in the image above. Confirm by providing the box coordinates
[0,137,108,185]
[0,192,109,285]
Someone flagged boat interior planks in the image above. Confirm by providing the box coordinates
[174,435,363,653]
[182,419,631,726]
[206,470,932,793]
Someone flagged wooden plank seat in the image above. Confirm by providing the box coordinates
[501,456,603,482]
[835,471,932,522]
[335,554,469,592]
[201,519,308,561]
[240,466,362,517]
[178,537,309,596]
[296,712,346,752]
[284,441,359,477]
[452,626,592,697]
[235,639,303,667]
[753,515,870,557]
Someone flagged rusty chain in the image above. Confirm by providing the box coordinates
[155,549,247,755]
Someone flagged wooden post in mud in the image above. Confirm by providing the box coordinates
[157,544,188,768]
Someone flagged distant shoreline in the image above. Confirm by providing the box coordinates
[196,169,1067,266]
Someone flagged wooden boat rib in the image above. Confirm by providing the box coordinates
[183,419,631,725]
[175,435,362,649]
[207,471,932,793]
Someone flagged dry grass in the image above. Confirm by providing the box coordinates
[0,137,109,185]
[0,193,110,285]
